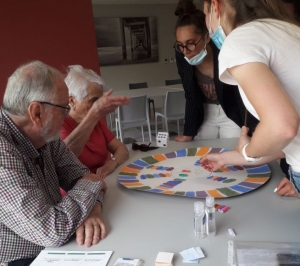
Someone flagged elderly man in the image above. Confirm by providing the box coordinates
[0,61,129,266]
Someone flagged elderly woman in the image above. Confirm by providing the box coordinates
[61,65,129,179]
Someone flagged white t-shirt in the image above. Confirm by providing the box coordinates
[219,19,300,171]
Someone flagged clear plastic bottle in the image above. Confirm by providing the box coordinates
[206,196,216,237]
[194,201,206,239]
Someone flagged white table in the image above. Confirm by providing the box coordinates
[48,139,300,266]
[112,85,183,98]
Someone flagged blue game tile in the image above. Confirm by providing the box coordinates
[230,185,253,193]
[186,191,195,197]
[246,165,270,174]
[176,149,187,157]
[132,160,149,167]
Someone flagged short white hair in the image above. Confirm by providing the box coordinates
[3,61,62,116]
[64,65,105,101]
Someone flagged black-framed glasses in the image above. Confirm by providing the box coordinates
[38,101,71,117]
[132,142,159,152]
[173,38,202,53]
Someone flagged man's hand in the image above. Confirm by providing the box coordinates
[276,177,299,198]
[89,89,130,119]
[76,204,106,247]
[236,126,251,156]
[175,135,193,142]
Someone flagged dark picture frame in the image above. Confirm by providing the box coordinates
[94,17,159,66]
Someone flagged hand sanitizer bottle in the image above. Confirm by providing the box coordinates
[206,196,216,237]
[194,201,206,239]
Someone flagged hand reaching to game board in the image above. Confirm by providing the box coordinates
[200,148,284,172]
[200,150,243,172]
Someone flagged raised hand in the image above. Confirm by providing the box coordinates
[90,89,130,119]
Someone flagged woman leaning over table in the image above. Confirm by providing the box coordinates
[61,65,129,179]
[174,0,258,142]
[200,0,300,198]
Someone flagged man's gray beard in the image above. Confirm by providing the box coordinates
[40,114,61,143]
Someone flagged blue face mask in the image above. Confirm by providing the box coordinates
[208,5,226,49]
[184,45,207,66]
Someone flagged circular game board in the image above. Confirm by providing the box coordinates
[118,147,271,198]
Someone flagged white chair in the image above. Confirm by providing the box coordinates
[155,90,185,136]
[129,82,155,119]
[115,95,152,143]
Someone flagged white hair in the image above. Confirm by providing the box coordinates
[64,65,105,102]
[2,61,63,116]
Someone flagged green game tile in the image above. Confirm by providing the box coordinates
[174,178,187,181]
[141,156,159,164]
[187,148,197,156]
[174,191,185,196]
[223,178,236,183]
[146,174,154,179]
[146,165,154,169]
[134,186,152,191]
[119,172,138,176]
[217,187,240,197]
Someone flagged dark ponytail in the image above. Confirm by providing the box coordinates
[175,0,208,36]
[224,0,299,29]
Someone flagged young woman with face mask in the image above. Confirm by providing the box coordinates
[200,0,300,198]
[173,0,258,142]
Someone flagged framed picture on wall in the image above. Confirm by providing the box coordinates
[94,17,159,66]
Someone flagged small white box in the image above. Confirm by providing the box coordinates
[156,132,169,148]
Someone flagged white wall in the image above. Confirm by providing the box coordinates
[92,4,180,91]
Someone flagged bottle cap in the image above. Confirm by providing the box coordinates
[206,196,214,207]
[194,201,204,213]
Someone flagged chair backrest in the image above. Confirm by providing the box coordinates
[129,82,148,90]
[117,95,149,124]
[164,90,185,117]
[165,79,182,86]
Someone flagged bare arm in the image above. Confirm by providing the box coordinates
[96,138,129,179]
[63,111,100,156]
[228,63,299,158]
[107,138,129,165]
[200,149,285,172]
[200,126,285,172]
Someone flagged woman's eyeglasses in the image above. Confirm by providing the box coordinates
[173,38,202,53]
[132,142,159,152]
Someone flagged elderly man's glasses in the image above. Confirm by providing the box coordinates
[132,142,159,152]
[173,38,202,53]
[39,101,71,117]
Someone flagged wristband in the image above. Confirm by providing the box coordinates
[242,143,262,163]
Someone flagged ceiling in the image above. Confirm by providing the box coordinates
[92,0,178,5]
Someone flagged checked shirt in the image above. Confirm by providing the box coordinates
[0,110,103,262]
